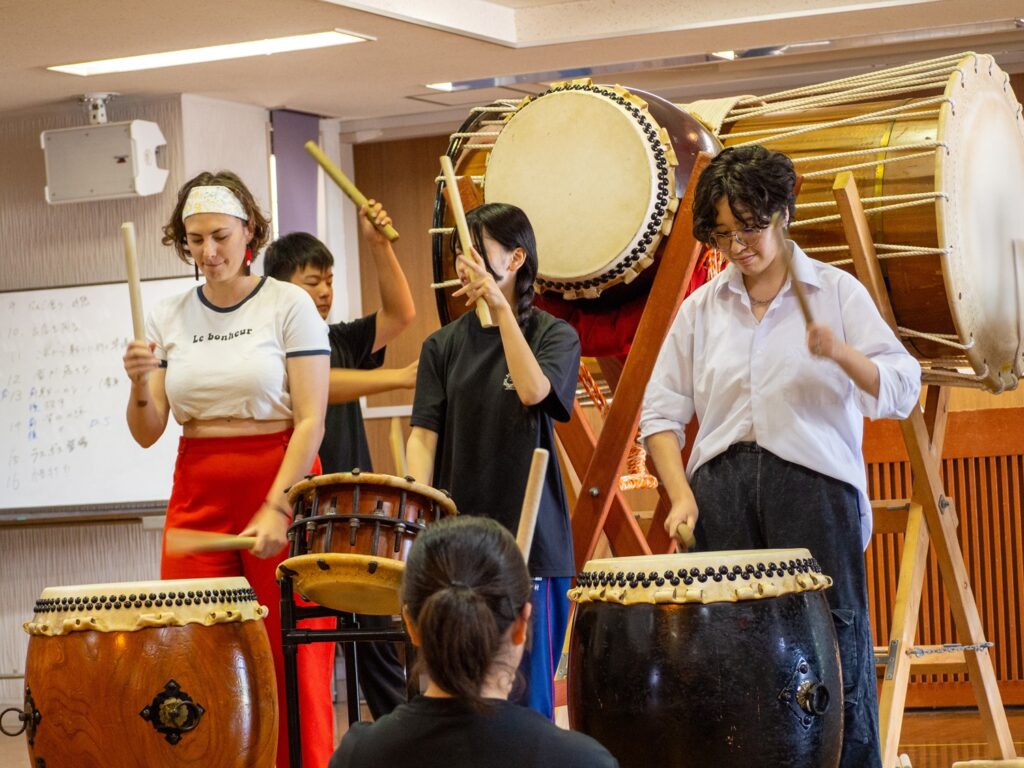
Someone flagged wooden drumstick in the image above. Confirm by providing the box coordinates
[676,522,697,551]
[785,249,814,326]
[304,140,400,242]
[121,221,150,383]
[439,155,494,328]
[515,448,549,560]
[122,222,145,341]
[772,212,813,326]
[389,416,408,477]
[430,279,462,290]
[165,527,257,555]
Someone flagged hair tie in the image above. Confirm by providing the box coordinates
[448,580,471,591]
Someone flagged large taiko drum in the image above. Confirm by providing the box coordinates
[567,549,842,768]
[278,471,458,615]
[432,82,720,356]
[10,577,277,768]
[435,53,1024,390]
[689,51,1024,393]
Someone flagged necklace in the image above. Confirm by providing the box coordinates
[748,289,780,307]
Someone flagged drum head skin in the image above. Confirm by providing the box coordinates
[938,54,1024,391]
[25,576,265,635]
[278,553,404,615]
[569,548,832,606]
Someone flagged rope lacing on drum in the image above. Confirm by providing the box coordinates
[789,141,946,166]
[791,193,949,227]
[723,77,951,123]
[897,328,974,352]
[919,365,993,388]
[803,243,950,268]
[725,98,951,145]
[797,191,945,209]
[730,54,966,105]
[797,150,947,178]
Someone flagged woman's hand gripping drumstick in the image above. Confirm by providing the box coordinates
[121,222,158,385]
[515,448,549,560]
[305,140,400,241]
[439,155,494,328]
[165,527,258,555]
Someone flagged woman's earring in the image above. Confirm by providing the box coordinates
[244,247,252,267]
[193,260,199,281]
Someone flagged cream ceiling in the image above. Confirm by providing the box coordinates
[1,0,1021,139]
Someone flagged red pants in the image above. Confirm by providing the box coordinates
[161,431,334,768]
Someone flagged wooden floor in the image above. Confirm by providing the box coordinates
[2,705,1022,767]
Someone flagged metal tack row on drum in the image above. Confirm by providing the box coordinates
[567,550,844,768]
[5,577,278,768]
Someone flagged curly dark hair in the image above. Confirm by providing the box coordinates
[402,516,532,710]
[162,171,271,274]
[450,202,538,327]
[692,145,797,245]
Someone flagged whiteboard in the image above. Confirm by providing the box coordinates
[0,277,195,518]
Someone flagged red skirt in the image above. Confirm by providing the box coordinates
[161,430,334,768]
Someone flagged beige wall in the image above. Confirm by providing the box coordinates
[0,96,187,292]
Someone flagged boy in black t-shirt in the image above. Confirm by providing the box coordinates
[264,201,416,718]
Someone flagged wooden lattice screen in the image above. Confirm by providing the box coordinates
[863,410,1024,707]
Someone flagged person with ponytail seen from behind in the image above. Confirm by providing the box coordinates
[328,516,618,768]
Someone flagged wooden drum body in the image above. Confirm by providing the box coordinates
[697,52,1024,392]
[279,472,457,615]
[568,550,842,768]
[18,577,277,768]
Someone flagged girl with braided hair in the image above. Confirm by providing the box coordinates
[406,202,581,720]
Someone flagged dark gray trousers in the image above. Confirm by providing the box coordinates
[691,442,882,768]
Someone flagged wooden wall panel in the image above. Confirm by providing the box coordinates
[352,134,450,474]
[864,408,1024,706]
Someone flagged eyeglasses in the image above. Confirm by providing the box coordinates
[709,225,769,250]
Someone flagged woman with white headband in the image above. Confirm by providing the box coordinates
[121,170,334,768]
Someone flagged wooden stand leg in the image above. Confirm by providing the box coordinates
[832,172,1017,766]
[568,152,711,570]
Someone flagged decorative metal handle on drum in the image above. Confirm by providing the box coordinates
[0,686,41,746]
[139,679,206,745]
[779,657,832,729]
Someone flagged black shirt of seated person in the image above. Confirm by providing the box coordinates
[410,310,580,578]
[329,696,619,768]
[320,313,384,474]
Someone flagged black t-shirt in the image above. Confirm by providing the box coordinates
[320,314,384,474]
[411,310,580,577]
[329,696,619,768]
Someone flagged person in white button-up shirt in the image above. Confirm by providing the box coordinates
[640,146,920,768]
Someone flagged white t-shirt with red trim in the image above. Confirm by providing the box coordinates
[146,276,329,424]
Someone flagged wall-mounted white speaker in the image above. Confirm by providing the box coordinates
[41,120,169,204]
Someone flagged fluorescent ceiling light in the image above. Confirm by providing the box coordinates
[711,50,736,60]
[426,82,456,92]
[48,30,371,76]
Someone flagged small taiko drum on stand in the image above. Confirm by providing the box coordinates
[278,471,458,615]
[567,549,842,768]
[4,577,277,768]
